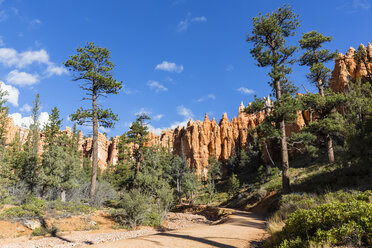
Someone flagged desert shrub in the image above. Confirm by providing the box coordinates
[47,199,96,215]
[117,189,152,228]
[144,212,161,226]
[154,185,174,221]
[273,199,372,247]
[31,227,48,236]
[226,174,240,197]
[67,180,118,206]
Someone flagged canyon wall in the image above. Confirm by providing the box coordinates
[4,44,370,174]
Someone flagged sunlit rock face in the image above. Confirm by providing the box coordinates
[329,43,372,93]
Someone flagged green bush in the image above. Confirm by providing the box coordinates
[1,196,46,218]
[144,212,161,226]
[118,189,151,228]
[31,227,48,236]
[274,199,372,247]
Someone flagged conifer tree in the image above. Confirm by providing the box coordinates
[22,94,41,193]
[0,87,9,160]
[40,107,80,201]
[246,5,300,193]
[64,42,123,198]
[126,113,150,175]
[299,31,340,163]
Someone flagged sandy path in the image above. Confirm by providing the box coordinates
[82,211,267,248]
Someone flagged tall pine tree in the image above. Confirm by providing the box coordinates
[64,42,123,198]
[246,5,300,193]
[299,31,339,163]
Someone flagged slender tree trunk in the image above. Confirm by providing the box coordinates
[90,86,98,199]
[327,135,335,163]
[275,80,291,194]
[60,190,66,202]
[319,81,335,163]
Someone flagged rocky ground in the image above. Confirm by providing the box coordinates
[0,212,212,248]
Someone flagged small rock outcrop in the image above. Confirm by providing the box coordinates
[329,43,372,92]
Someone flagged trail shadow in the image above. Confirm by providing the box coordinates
[292,162,372,193]
[156,232,237,248]
[226,212,266,229]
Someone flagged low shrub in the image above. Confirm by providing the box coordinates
[272,199,372,247]
[117,189,151,228]
[31,227,48,236]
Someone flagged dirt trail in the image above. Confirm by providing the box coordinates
[82,210,267,248]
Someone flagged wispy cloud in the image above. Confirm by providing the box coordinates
[237,87,255,94]
[197,93,216,102]
[148,105,194,135]
[20,103,32,112]
[153,114,164,121]
[147,80,168,92]
[0,10,8,22]
[337,0,372,12]
[177,105,193,119]
[177,14,207,32]
[226,65,234,72]
[135,107,151,116]
[30,18,42,25]
[155,61,184,73]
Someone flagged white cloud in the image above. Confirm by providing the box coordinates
[44,63,68,77]
[177,14,207,32]
[147,106,193,135]
[10,111,49,128]
[177,105,193,118]
[0,81,19,106]
[30,19,42,25]
[9,113,32,128]
[6,70,39,86]
[191,16,207,22]
[99,126,110,133]
[353,0,371,10]
[197,93,216,102]
[153,114,164,121]
[226,65,234,72]
[237,87,255,94]
[155,61,184,73]
[0,48,49,68]
[135,107,151,116]
[147,80,168,92]
[39,112,49,128]
[20,104,31,112]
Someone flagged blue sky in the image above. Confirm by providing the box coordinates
[0,0,370,137]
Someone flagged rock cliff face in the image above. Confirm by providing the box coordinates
[4,45,367,173]
[329,43,372,92]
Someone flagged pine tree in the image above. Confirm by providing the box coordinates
[64,42,123,198]
[126,113,150,175]
[0,87,9,161]
[40,107,80,201]
[246,5,300,193]
[299,31,339,163]
[21,94,41,194]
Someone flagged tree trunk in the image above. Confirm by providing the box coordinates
[319,80,335,163]
[90,86,98,199]
[60,190,66,202]
[275,80,291,194]
[327,135,335,163]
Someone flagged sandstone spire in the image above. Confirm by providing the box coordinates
[239,101,245,113]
